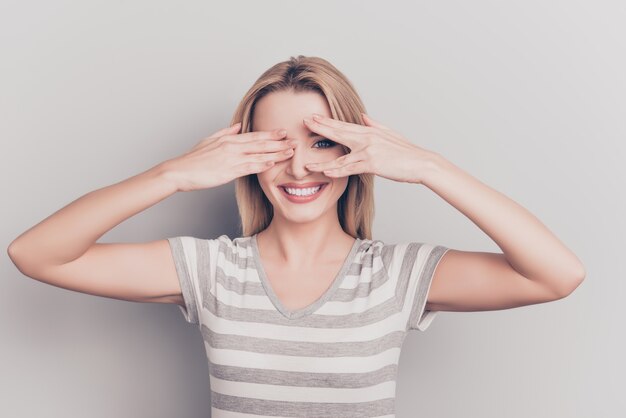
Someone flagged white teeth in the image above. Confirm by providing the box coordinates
[284,185,322,196]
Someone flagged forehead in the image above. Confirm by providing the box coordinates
[252,90,332,132]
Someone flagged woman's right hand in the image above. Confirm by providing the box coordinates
[164,123,295,192]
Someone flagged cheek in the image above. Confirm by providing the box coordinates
[331,174,350,194]
[323,147,348,163]
[256,173,272,194]
[256,167,277,184]
[256,170,281,197]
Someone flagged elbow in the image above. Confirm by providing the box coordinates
[7,241,20,264]
[569,261,586,292]
[7,241,25,274]
[7,240,34,277]
[556,267,586,299]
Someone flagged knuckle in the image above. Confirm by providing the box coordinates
[223,140,238,152]
[255,131,269,141]
[266,140,280,150]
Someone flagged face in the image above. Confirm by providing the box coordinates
[253,90,349,225]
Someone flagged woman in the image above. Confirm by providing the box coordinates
[8,55,585,417]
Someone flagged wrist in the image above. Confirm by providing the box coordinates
[416,151,454,188]
[150,161,182,193]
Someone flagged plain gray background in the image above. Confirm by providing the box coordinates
[2,1,624,417]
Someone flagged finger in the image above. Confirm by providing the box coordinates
[311,114,369,133]
[250,147,295,164]
[241,159,279,175]
[243,138,295,154]
[322,160,368,177]
[303,117,356,148]
[305,150,365,172]
[237,128,288,143]
[361,113,391,130]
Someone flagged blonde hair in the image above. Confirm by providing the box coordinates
[230,55,375,240]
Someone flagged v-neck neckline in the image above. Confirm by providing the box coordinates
[250,233,361,320]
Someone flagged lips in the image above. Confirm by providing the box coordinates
[278,181,328,188]
[278,182,328,203]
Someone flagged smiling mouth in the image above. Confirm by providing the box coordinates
[278,183,328,202]
[282,184,323,195]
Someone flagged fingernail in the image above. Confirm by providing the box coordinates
[278,129,287,135]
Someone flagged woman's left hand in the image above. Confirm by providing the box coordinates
[303,113,438,184]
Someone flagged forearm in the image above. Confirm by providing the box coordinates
[8,162,179,269]
[419,152,585,292]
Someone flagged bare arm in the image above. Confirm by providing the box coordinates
[6,163,186,304]
[8,163,177,270]
[6,123,294,304]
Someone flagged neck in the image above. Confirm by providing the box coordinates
[256,214,355,267]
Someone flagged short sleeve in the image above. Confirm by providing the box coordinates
[390,242,450,332]
[167,236,214,326]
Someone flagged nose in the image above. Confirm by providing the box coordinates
[285,142,316,178]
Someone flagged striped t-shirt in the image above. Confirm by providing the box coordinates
[167,233,449,418]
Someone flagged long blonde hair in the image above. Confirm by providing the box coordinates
[230,55,375,240]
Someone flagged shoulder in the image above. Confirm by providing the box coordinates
[374,237,444,254]
[356,237,385,255]
[372,239,448,270]
[169,234,247,258]
[352,238,387,269]
[212,234,255,263]
[362,237,403,259]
